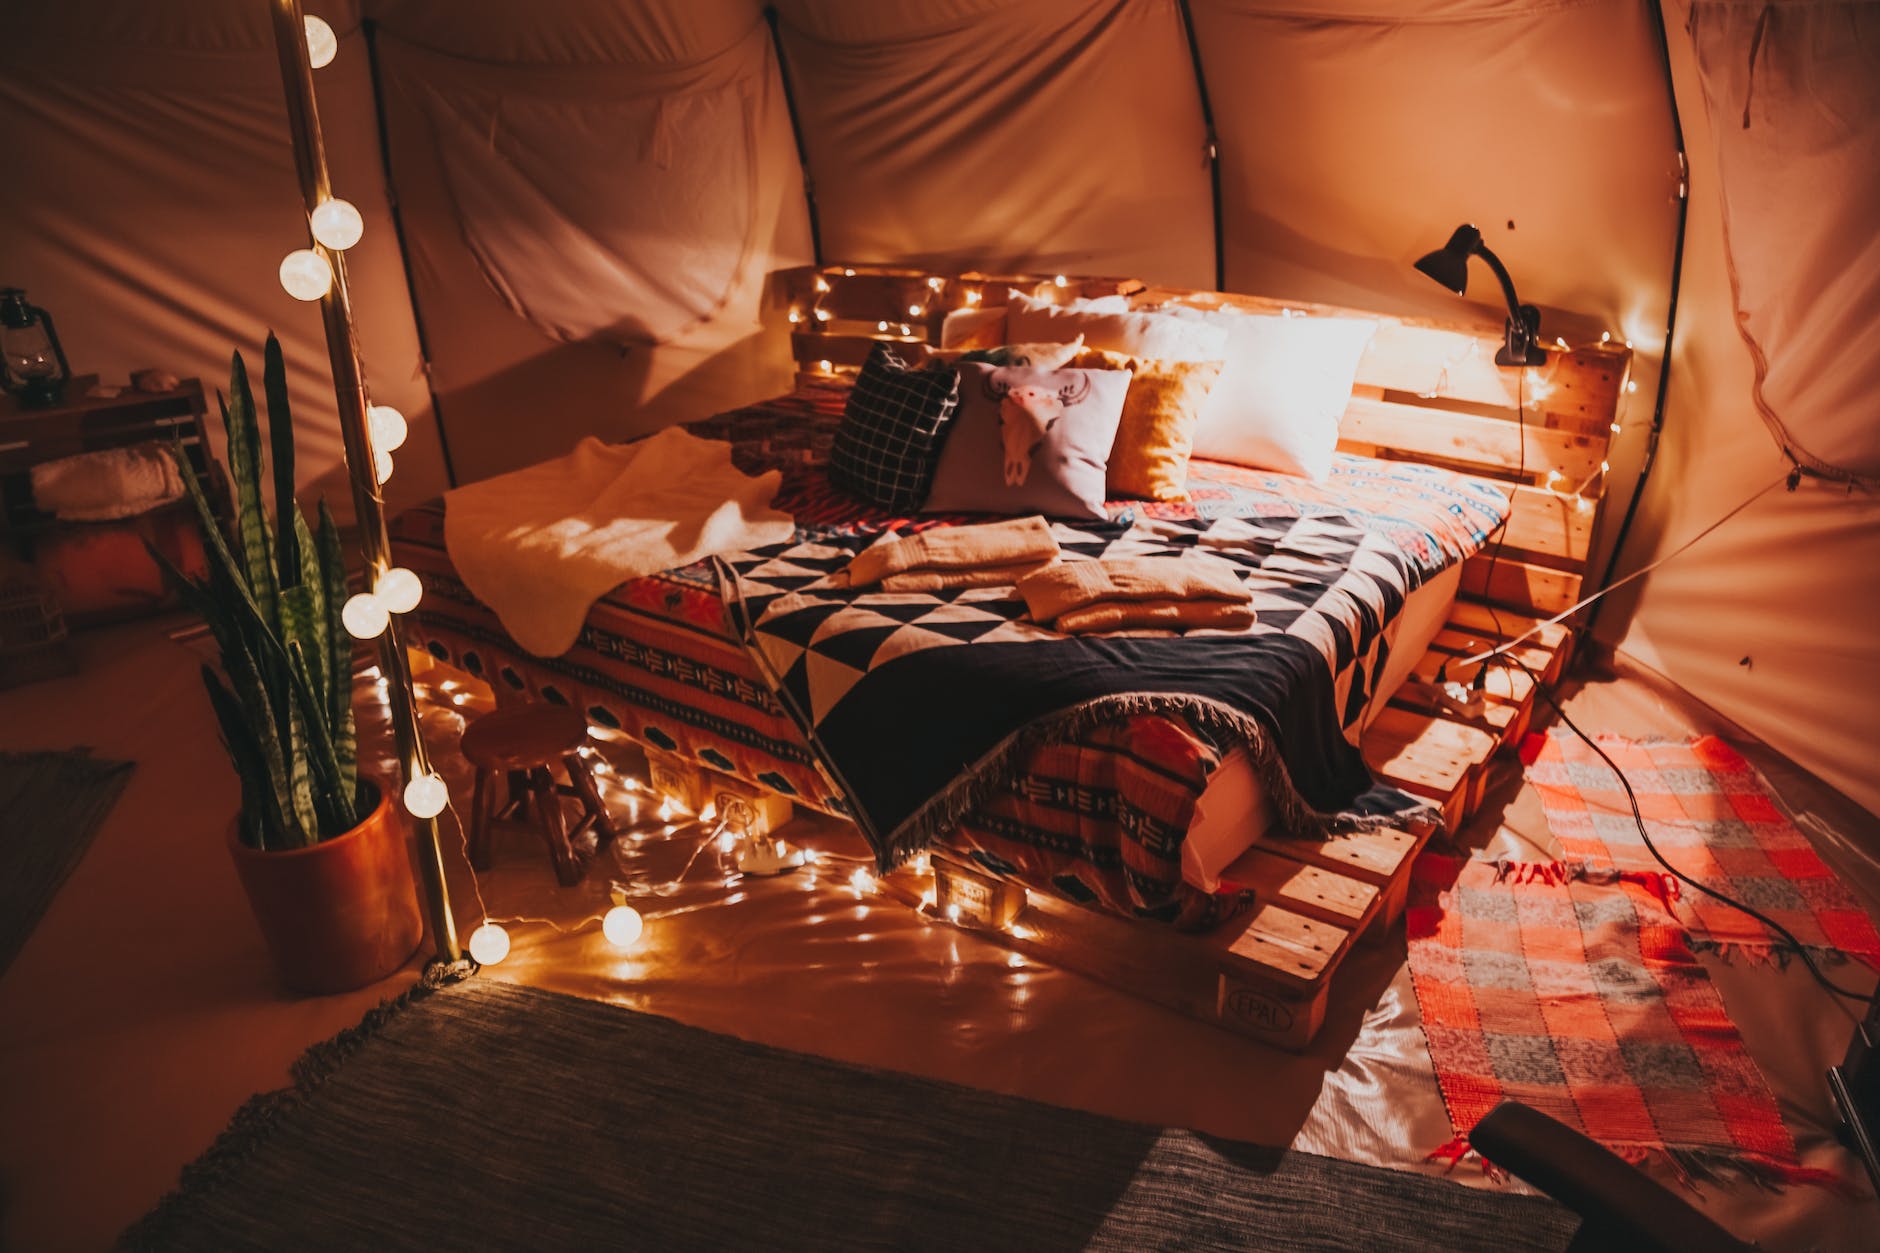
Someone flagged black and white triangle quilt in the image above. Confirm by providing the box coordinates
[719,512,1432,867]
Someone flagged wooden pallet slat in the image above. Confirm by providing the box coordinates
[1460,555,1583,616]
[1336,396,1605,485]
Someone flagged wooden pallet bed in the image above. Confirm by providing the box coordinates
[617,264,1630,1050]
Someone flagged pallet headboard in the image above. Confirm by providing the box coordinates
[779,265,1633,620]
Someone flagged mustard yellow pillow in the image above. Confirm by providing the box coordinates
[1069,348,1224,500]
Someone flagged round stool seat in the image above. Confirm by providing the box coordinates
[460,704,588,771]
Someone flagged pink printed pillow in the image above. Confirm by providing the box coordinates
[923,362,1129,521]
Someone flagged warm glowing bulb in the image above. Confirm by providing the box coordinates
[374,449,394,484]
[468,922,510,966]
[945,902,963,922]
[817,360,832,373]
[602,905,644,949]
[368,404,407,451]
[1053,274,1068,287]
[303,14,338,69]
[850,868,874,895]
[908,304,924,317]
[1545,469,1562,483]
[927,276,944,290]
[965,289,982,306]
[403,772,449,819]
[843,267,856,277]
[657,798,673,822]
[787,308,802,324]
[375,566,423,614]
[814,276,831,293]
[309,198,363,250]
[341,592,388,639]
[876,321,889,332]
[1555,336,1569,350]
[717,829,738,853]
[278,249,332,301]
[1610,422,1623,434]
[813,307,830,321]
[1625,380,1639,393]
[1600,460,1612,474]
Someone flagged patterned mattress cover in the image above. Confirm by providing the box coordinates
[391,383,1508,928]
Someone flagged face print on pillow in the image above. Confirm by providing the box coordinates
[923,363,1130,521]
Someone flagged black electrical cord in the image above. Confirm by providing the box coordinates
[1493,649,1877,1007]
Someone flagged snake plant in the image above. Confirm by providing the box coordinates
[154,334,362,850]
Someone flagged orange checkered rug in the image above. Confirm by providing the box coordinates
[1404,733,1874,1189]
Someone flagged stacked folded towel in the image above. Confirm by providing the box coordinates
[1017,554,1255,635]
[842,516,1060,592]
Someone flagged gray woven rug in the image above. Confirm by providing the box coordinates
[0,749,133,975]
[125,978,1578,1251]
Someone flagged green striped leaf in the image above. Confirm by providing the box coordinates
[201,664,285,851]
[317,501,357,786]
[264,334,299,581]
[222,354,280,630]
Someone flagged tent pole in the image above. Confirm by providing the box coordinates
[765,6,823,266]
[1586,0,1689,636]
[266,0,462,965]
[360,16,459,490]
[1174,0,1226,292]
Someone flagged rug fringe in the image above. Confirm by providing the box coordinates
[118,964,472,1251]
[1492,857,1681,909]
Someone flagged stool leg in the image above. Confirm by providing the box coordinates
[563,753,618,852]
[468,768,497,872]
[530,765,582,886]
[504,769,530,820]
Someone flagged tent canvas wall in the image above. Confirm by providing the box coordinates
[2,0,1873,820]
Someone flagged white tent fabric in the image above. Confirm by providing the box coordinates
[1687,0,1880,485]
[0,1,446,518]
[2,0,1874,816]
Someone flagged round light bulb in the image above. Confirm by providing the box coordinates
[304,14,338,69]
[340,592,388,639]
[467,922,510,966]
[368,404,408,451]
[375,566,423,614]
[602,905,644,949]
[309,198,364,251]
[403,771,449,819]
[850,868,874,895]
[374,449,394,484]
[278,249,332,302]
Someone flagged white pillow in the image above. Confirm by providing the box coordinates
[1006,289,1229,362]
[1170,307,1377,480]
[940,305,1007,349]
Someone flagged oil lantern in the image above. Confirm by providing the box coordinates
[1,289,73,409]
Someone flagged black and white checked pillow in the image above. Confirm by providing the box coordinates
[829,343,961,511]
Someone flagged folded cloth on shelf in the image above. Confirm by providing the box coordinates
[1055,598,1256,635]
[880,560,1058,594]
[842,515,1058,587]
[444,428,794,657]
[1016,553,1250,626]
[30,441,184,521]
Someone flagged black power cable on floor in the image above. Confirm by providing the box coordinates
[1491,649,1877,1008]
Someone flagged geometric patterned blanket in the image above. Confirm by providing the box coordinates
[721,511,1437,870]
[1406,731,1870,1190]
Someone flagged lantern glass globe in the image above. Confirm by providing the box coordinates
[303,15,338,69]
[602,905,644,949]
[367,404,408,451]
[403,772,449,819]
[278,249,332,302]
[309,198,364,251]
[340,592,389,640]
[375,566,423,614]
[467,923,510,966]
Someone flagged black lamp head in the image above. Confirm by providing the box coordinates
[1414,223,1547,367]
[1413,224,1482,295]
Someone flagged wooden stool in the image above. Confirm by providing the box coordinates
[460,704,616,886]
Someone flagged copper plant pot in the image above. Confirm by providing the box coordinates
[226,780,423,994]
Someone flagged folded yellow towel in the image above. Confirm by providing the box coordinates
[880,559,1059,594]
[1016,554,1249,625]
[1054,598,1256,635]
[845,515,1058,587]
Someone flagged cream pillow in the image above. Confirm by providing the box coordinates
[940,305,1007,350]
[1006,289,1229,362]
[1170,306,1378,481]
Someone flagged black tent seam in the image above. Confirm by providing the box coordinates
[1175,0,1227,292]
[361,17,459,488]
[1586,0,1688,637]
[765,6,823,267]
